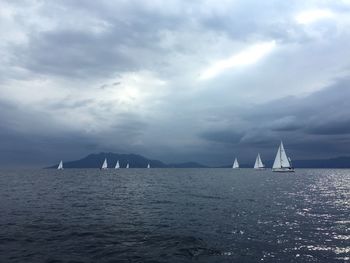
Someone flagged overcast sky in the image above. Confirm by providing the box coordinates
[1,0,350,167]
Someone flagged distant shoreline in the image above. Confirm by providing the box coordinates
[45,152,350,169]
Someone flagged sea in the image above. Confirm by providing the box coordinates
[0,168,349,263]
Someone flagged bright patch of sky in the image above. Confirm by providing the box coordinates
[199,41,276,80]
[295,9,334,24]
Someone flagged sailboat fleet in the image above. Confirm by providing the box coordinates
[231,141,294,172]
[97,159,147,169]
[57,141,294,172]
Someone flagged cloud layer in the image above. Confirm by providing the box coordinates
[1,0,350,167]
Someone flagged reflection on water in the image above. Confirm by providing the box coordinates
[0,168,349,262]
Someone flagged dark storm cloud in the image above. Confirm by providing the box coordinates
[5,0,318,81]
[110,113,148,138]
[0,99,95,167]
[306,120,350,135]
[202,78,350,160]
[269,116,302,132]
[199,130,243,144]
[6,1,188,80]
[15,30,136,78]
[1,0,350,167]
[0,98,148,167]
[0,129,101,168]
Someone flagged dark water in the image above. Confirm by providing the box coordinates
[0,169,349,263]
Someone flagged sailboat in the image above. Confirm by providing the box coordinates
[147,163,150,168]
[254,153,265,170]
[57,160,63,170]
[272,141,294,172]
[115,160,120,169]
[232,158,239,169]
[101,158,108,170]
[126,163,129,169]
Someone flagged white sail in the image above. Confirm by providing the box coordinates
[126,163,129,169]
[254,155,259,169]
[115,160,120,169]
[232,158,239,169]
[147,163,150,168]
[254,154,265,169]
[101,158,108,169]
[273,141,291,169]
[57,160,63,170]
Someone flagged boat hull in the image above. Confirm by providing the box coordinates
[272,168,295,172]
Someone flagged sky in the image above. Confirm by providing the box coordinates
[1,0,350,167]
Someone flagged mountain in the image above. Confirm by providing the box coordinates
[49,153,350,169]
[48,152,207,169]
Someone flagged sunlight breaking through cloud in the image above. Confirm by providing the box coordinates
[295,9,334,25]
[199,41,276,80]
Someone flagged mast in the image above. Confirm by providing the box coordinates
[258,154,264,168]
[258,154,261,167]
[280,142,282,166]
[279,141,291,168]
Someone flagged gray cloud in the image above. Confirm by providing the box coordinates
[1,0,350,167]
[47,98,95,110]
[306,120,350,135]
[199,130,243,144]
[16,30,135,78]
[189,77,350,164]
[267,116,301,131]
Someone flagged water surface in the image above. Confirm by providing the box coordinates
[0,168,349,262]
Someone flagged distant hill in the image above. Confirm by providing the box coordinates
[292,156,350,168]
[47,152,207,169]
[48,153,350,169]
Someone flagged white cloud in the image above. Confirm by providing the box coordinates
[199,41,276,80]
[295,9,334,25]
